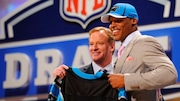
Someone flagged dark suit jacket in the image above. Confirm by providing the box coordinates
[79,64,94,74]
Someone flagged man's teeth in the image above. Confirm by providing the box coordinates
[113,30,118,33]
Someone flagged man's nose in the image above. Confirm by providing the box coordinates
[93,44,98,50]
[109,22,115,29]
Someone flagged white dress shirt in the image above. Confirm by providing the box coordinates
[122,30,141,47]
[92,61,114,74]
[120,30,141,55]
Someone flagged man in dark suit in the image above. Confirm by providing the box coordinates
[53,26,115,77]
[101,3,178,101]
[53,26,127,101]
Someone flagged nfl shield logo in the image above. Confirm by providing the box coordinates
[59,0,111,29]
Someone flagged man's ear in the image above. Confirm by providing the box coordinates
[132,18,138,26]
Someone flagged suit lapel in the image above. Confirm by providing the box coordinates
[80,63,94,74]
[114,45,132,73]
[114,33,141,73]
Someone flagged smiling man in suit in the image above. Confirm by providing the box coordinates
[54,26,115,76]
[53,27,128,101]
[101,3,178,101]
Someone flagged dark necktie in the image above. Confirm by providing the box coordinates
[98,69,108,74]
[103,69,107,74]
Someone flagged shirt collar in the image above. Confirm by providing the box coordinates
[92,61,114,74]
[122,30,140,47]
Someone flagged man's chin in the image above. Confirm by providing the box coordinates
[93,58,103,63]
[92,58,99,61]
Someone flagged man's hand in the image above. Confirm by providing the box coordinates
[53,64,69,79]
[108,73,125,89]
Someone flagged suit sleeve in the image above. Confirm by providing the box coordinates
[124,36,178,91]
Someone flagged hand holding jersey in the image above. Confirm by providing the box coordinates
[49,67,127,101]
